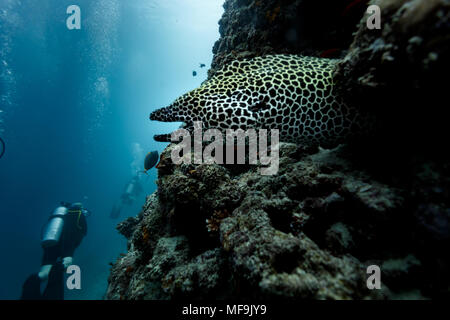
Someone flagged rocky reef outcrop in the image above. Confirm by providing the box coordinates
[106,0,449,300]
[209,0,368,77]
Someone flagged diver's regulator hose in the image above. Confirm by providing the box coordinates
[0,137,5,160]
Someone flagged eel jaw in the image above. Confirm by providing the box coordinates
[149,106,181,122]
[150,106,194,143]
[150,106,180,142]
[153,133,172,142]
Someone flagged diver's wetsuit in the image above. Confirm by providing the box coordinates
[21,209,87,300]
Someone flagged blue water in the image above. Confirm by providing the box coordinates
[0,0,223,300]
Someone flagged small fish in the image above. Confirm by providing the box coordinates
[200,63,206,68]
[143,151,159,172]
[192,70,197,77]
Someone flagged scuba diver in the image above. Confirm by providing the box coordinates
[110,175,143,219]
[20,202,89,300]
[121,175,144,205]
[110,151,159,219]
[0,137,5,159]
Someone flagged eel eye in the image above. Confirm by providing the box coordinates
[249,101,270,113]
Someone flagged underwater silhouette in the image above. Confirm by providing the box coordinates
[110,151,158,219]
[110,175,143,219]
[21,202,89,300]
[0,137,5,159]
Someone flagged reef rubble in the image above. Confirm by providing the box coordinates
[106,0,449,300]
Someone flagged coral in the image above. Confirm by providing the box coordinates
[209,0,368,78]
[334,0,450,152]
[106,0,449,300]
[117,216,140,239]
[266,5,280,23]
[106,141,444,299]
[141,226,150,243]
[206,209,230,234]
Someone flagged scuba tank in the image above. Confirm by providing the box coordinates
[121,177,140,205]
[125,182,135,196]
[41,206,68,248]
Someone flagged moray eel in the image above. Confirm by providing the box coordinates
[150,54,369,148]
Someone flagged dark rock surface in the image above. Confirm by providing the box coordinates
[106,0,449,299]
[209,0,369,77]
[106,143,447,299]
[334,0,450,154]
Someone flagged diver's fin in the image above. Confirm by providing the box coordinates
[42,262,65,300]
[20,273,42,300]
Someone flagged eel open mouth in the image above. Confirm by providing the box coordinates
[153,133,172,142]
[149,107,191,143]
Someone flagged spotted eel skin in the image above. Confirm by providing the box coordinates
[150,54,370,148]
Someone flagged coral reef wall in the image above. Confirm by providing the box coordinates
[209,0,368,77]
[106,0,449,300]
[334,0,450,153]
